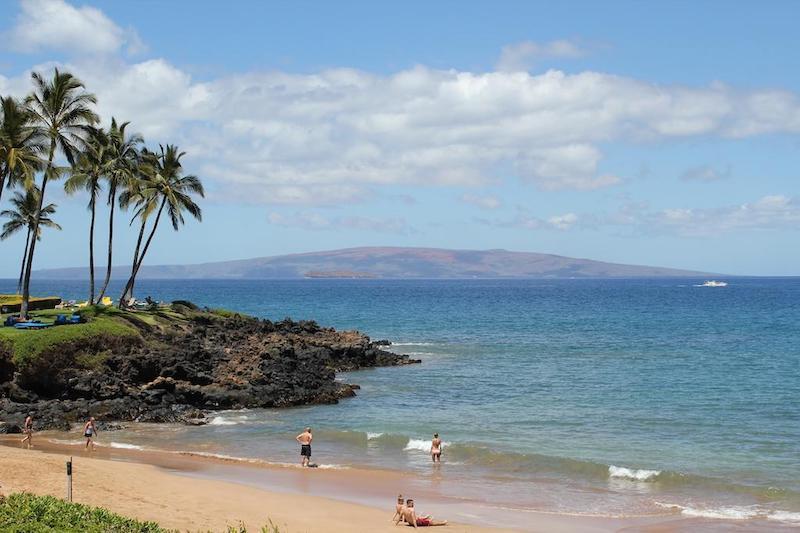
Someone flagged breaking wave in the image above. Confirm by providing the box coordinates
[657,503,800,523]
[608,465,661,481]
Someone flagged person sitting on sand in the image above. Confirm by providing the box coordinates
[20,414,33,449]
[83,417,98,451]
[296,427,313,467]
[430,433,442,463]
[401,499,447,528]
[393,494,407,524]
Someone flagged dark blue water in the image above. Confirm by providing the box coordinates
[3,278,799,522]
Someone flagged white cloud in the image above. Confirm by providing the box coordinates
[268,211,412,234]
[477,211,581,231]
[547,213,579,230]
[5,2,800,206]
[460,193,502,209]
[497,40,585,72]
[680,164,731,182]
[610,195,800,236]
[7,0,144,56]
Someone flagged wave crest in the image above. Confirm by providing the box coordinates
[608,465,661,481]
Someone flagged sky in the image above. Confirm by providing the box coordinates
[0,0,799,277]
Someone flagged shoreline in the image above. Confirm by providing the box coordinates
[0,436,722,532]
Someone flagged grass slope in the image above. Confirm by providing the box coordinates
[0,306,140,368]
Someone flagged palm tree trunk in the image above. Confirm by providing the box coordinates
[20,139,56,317]
[120,198,165,307]
[88,194,96,304]
[120,220,146,307]
[17,228,31,294]
[96,183,117,302]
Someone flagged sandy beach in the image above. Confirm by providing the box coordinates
[0,438,717,533]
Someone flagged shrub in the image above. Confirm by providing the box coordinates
[0,493,166,532]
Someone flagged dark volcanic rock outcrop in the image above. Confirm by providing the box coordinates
[0,310,417,430]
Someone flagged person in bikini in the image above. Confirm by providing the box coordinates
[20,414,33,449]
[296,427,313,467]
[430,433,442,463]
[392,494,407,524]
[400,499,447,528]
[83,417,98,451]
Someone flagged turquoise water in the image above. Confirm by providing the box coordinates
[4,277,799,523]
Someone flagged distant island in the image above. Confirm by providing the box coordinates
[32,246,716,280]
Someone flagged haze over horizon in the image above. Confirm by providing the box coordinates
[2,0,799,277]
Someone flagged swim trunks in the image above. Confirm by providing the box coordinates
[301,444,311,457]
[417,517,432,526]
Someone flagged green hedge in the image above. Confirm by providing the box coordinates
[0,493,166,532]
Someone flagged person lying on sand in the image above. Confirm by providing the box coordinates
[83,417,98,451]
[430,433,442,463]
[393,494,407,524]
[401,499,447,528]
[296,427,313,467]
[20,414,33,449]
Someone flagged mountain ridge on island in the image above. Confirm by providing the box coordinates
[31,246,719,279]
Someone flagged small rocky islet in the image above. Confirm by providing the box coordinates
[0,301,418,432]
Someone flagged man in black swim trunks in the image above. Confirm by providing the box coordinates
[296,427,313,467]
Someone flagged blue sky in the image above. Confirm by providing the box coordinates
[1,0,799,276]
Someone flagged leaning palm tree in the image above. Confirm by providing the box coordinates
[96,118,142,303]
[0,96,44,204]
[118,149,158,306]
[64,127,108,304]
[119,145,203,307]
[20,69,98,317]
[0,189,61,294]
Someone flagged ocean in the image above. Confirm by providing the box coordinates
[2,277,799,525]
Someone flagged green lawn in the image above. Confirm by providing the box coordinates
[0,306,141,368]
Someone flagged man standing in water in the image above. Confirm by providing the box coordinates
[430,433,442,463]
[296,427,313,467]
[20,414,33,449]
[83,417,98,451]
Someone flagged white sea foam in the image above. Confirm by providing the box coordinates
[208,415,250,426]
[367,432,384,440]
[656,503,759,520]
[404,438,448,452]
[680,506,759,520]
[208,417,240,426]
[48,438,81,446]
[769,511,800,523]
[108,442,145,450]
[391,342,437,346]
[608,465,661,481]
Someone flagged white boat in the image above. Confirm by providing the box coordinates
[700,280,728,287]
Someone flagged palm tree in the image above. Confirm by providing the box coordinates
[64,127,108,304]
[0,190,60,293]
[96,118,142,303]
[118,149,157,306]
[120,145,203,306]
[20,69,98,317]
[0,96,44,204]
